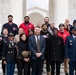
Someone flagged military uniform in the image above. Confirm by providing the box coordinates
[65,27,76,75]
[2,33,17,75]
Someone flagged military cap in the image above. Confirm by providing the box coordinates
[8,33,14,36]
[22,51,31,58]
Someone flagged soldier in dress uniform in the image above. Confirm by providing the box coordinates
[2,33,17,75]
[65,27,76,75]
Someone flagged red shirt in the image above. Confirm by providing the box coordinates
[19,22,34,36]
[58,30,70,45]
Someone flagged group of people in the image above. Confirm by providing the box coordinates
[0,15,76,75]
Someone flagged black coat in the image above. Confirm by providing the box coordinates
[2,41,17,63]
[17,40,28,59]
[0,35,3,58]
[40,31,52,60]
[49,35,64,61]
[0,35,8,59]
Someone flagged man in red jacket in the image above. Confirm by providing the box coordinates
[19,16,34,36]
[58,23,70,75]
[58,23,70,44]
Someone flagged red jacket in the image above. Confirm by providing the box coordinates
[19,22,34,36]
[58,30,70,45]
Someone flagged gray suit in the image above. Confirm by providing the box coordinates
[28,35,45,59]
[28,35,45,75]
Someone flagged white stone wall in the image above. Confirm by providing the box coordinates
[69,0,76,25]
[0,0,11,25]
[0,0,11,32]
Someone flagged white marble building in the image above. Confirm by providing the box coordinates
[0,0,76,29]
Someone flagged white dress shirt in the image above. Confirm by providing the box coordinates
[72,35,76,39]
[34,35,40,44]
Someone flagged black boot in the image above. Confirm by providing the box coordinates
[65,73,68,75]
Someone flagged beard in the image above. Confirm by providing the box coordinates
[45,22,48,24]
[43,29,47,31]
[9,20,12,23]
[25,21,29,24]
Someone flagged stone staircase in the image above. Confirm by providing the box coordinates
[0,60,66,75]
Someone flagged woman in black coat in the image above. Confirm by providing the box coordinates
[17,33,30,75]
[49,28,64,75]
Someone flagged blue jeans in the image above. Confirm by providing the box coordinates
[6,62,15,75]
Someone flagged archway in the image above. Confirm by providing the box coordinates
[29,12,44,26]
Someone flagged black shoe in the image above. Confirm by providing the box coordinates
[65,73,68,75]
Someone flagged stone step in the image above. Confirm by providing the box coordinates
[0,60,68,75]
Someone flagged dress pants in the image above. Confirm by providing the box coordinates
[69,61,76,75]
[2,59,6,74]
[50,61,61,75]
[6,62,15,75]
[46,59,50,72]
[17,59,30,75]
[31,58,43,75]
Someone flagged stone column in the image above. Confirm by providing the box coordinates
[0,1,1,30]
[23,0,26,17]
[11,0,23,26]
[54,0,69,27]
[0,0,11,32]
[49,0,54,22]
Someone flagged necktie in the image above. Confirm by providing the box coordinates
[37,36,40,53]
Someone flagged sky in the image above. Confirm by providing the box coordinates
[27,0,49,10]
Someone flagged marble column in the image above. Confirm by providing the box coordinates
[54,0,69,27]
[11,0,23,26]
[23,0,26,17]
[49,0,54,22]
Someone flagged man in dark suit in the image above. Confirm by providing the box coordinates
[65,27,76,75]
[28,26,45,75]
